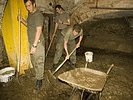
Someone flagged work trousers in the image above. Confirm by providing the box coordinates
[53,34,76,65]
[30,42,45,80]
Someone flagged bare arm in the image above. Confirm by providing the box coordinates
[76,35,83,48]
[18,15,27,26]
[30,26,43,54]
[33,26,43,46]
[64,40,69,56]
[21,18,27,26]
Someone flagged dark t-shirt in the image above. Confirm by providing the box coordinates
[27,10,44,43]
[61,26,83,41]
[55,12,70,29]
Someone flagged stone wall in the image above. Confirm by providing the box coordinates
[35,0,133,25]
[12,0,133,54]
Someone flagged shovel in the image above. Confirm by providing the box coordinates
[45,32,56,57]
[16,8,21,78]
[47,46,78,80]
[52,47,78,75]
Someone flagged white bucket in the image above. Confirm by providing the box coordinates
[0,67,15,83]
[85,51,93,62]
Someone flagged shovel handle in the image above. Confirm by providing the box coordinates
[46,33,56,57]
[52,58,67,75]
[17,8,21,73]
[69,47,77,56]
[52,47,78,75]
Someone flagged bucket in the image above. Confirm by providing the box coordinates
[85,51,93,62]
[0,67,15,83]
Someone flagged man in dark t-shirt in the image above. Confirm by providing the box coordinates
[53,4,70,34]
[20,0,45,91]
[53,24,83,69]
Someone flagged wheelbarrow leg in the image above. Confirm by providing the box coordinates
[95,92,100,100]
[86,92,100,100]
[71,87,77,95]
[80,89,85,100]
[69,87,81,100]
[86,93,93,100]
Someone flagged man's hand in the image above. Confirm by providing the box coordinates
[17,15,27,26]
[76,42,80,48]
[65,54,69,60]
[30,46,37,54]
[17,15,22,22]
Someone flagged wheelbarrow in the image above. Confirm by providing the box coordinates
[58,64,114,100]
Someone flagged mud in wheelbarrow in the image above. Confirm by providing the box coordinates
[58,65,114,100]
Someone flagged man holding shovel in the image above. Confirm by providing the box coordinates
[46,4,70,57]
[53,4,70,36]
[53,24,83,69]
[19,0,45,91]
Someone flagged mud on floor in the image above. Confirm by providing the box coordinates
[0,48,133,100]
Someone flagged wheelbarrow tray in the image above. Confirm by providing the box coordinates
[58,68,108,92]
